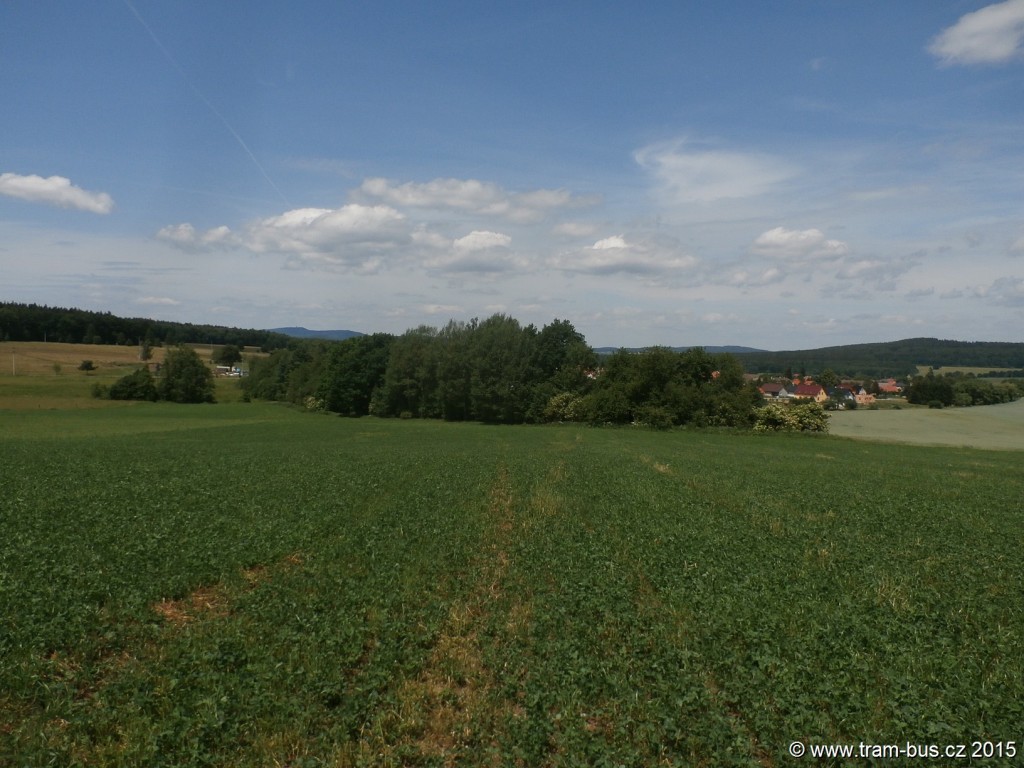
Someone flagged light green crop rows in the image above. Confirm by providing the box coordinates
[2,404,1022,766]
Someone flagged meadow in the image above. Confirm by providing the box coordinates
[2,396,1022,766]
[829,398,1024,451]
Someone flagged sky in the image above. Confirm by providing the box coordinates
[2,1,1023,350]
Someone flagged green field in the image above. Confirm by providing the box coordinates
[830,398,1024,451]
[2,403,1023,766]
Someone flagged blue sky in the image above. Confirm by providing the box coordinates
[2,1,1023,349]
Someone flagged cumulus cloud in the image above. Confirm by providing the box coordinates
[751,227,849,261]
[634,139,795,203]
[425,230,525,273]
[157,223,240,249]
[929,0,1024,65]
[0,172,114,214]
[158,204,410,273]
[551,234,697,277]
[358,177,596,222]
[453,230,512,251]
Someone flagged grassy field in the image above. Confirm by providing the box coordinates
[2,401,1022,766]
[830,398,1024,451]
[0,341,247,409]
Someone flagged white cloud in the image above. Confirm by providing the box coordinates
[159,204,410,272]
[157,223,240,249]
[358,177,596,222]
[751,227,849,261]
[453,230,512,251]
[634,139,795,203]
[425,230,524,273]
[0,172,114,214]
[551,235,697,277]
[929,0,1024,65]
[1011,235,1024,255]
[135,296,180,306]
[592,235,628,250]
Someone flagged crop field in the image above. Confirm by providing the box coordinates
[830,398,1024,451]
[2,403,1023,766]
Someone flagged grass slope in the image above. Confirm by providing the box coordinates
[2,404,1022,766]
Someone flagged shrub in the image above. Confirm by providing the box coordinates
[109,368,158,402]
[543,392,584,422]
[754,402,829,433]
[78,360,96,372]
[753,403,798,432]
[635,405,674,430]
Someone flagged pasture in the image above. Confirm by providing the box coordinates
[2,401,1022,766]
[0,341,248,409]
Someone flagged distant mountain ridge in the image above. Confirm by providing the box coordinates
[268,327,365,341]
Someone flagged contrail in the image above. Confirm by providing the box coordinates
[122,0,291,207]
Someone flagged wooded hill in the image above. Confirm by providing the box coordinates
[734,338,1024,378]
[0,302,291,351]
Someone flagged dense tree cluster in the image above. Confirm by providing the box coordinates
[99,346,215,404]
[906,370,1023,408]
[243,314,762,428]
[0,302,290,350]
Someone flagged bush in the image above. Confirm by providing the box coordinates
[78,360,96,372]
[635,405,675,430]
[109,368,158,401]
[754,402,829,433]
[543,392,584,422]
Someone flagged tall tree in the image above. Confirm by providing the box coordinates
[158,346,215,403]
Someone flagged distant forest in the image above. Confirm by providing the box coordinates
[735,338,1024,379]
[0,302,291,351]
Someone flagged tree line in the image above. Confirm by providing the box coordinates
[242,314,765,428]
[905,370,1024,408]
[0,302,290,351]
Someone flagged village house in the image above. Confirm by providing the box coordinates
[758,382,792,400]
[790,383,828,403]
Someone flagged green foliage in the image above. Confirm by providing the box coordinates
[212,344,242,366]
[754,401,830,433]
[543,391,584,422]
[582,346,760,428]
[108,367,159,401]
[907,371,1022,408]
[316,333,394,416]
[907,371,955,406]
[158,345,215,403]
[78,359,96,371]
